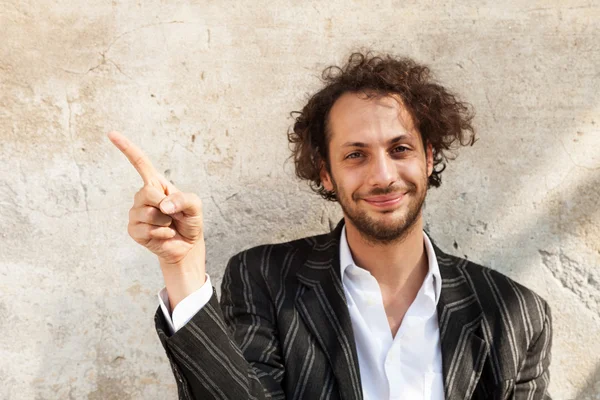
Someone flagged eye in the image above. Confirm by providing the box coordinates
[345,152,363,160]
[391,146,409,154]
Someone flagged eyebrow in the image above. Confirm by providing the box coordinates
[341,134,415,148]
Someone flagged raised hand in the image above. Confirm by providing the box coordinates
[108,131,206,308]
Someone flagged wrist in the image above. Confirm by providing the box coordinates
[160,244,206,311]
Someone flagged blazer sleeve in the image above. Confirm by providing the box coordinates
[514,300,553,399]
[154,252,285,400]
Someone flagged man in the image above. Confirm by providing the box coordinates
[109,52,552,399]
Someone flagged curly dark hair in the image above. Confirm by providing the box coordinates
[288,51,477,201]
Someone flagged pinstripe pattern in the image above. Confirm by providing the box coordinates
[155,220,552,399]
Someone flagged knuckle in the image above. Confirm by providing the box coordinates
[148,186,165,204]
[167,191,181,202]
[133,155,146,169]
[140,185,153,197]
[144,206,156,219]
[127,222,137,238]
[148,226,162,238]
[134,187,145,201]
[143,225,154,238]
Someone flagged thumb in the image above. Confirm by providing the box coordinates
[159,192,203,217]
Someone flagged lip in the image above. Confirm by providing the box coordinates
[363,193,405,207]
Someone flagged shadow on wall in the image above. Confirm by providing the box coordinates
[424,23,600,314]
[576,363,600,399]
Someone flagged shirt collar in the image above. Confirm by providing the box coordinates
[339,225,442,305]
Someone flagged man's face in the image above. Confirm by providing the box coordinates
[321,92,433,244]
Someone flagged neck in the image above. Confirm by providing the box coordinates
[344,216,428,292]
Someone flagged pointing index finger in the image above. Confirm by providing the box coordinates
[108,131,159,185]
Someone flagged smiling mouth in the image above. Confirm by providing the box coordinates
[362,193,405,208]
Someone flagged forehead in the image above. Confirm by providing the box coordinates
[327,92,419,146]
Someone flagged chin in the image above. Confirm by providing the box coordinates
[378,215,412,231]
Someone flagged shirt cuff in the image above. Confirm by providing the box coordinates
[158,274,213,334]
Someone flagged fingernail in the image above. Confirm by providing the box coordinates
[161,200,175,214]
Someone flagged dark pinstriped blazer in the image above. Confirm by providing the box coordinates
[155,221,552,399]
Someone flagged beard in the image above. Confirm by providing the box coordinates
[332,177,427,245]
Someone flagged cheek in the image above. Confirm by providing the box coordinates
[332,167,362,193]
[401,159,428,179]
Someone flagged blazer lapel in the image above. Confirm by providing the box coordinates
[432,241,490,400]
[295,221,363,400]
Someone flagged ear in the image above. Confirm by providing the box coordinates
[320,161,334,192]
[426,142,434,177]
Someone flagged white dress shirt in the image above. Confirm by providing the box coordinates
[158,227,445,399]
[339,226,445,400]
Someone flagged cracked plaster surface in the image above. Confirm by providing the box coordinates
[1,1,599,399]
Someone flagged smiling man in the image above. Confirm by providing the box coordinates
[111,52,552,399]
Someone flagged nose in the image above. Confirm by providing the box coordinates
[367,152,396,188]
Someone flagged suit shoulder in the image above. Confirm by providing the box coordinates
[225,231,329,279]
[459,258,548,307]
[451,256,550,341]
[230,233,320,263]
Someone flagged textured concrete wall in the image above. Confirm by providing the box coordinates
[1,1,599,398]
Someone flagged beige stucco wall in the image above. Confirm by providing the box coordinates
[1,1,599,398]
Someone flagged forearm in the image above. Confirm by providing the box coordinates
[160,243,207,311]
